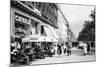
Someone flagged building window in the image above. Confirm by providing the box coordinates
[31,20,39,35]
[41,26,46,36]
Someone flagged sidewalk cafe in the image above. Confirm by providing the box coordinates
[22,35,58,56]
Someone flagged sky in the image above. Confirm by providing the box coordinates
[59,4,95,38]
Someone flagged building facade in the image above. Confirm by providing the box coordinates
[57,5,75,45]
[11,0,58,43]
[10,0,75,48]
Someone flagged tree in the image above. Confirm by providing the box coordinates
[78,9,95,41]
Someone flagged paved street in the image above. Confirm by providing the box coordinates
[30,48,95,65]
[11,48,95,67]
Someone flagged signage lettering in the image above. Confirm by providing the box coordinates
[15,15,29,24]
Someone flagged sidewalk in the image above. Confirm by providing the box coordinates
[11,47,95,67]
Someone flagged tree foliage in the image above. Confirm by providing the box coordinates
[78,9,95,41]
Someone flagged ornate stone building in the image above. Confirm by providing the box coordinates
[11,0,58,42]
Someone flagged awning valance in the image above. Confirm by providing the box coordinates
[22,35,58,42]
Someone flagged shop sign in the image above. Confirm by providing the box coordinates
[15,13,30,24]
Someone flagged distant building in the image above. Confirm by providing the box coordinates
[57,6,75,43]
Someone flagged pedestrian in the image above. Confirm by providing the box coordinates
[63,45,67,55]
[57,44,62,55]
[67,42,71,56]
[54,44,58,55]
[83,42,88,56]
[17,42,21,50]
[11,42,16,52]
[87,42,90,54]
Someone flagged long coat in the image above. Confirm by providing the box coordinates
[83,43,87,53]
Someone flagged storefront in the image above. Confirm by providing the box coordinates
[11,0,59,58]
[11,9,30,42]
[11,3,41,43]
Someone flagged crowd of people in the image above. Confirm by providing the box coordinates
[53,41,95,56]
[11,39,95,65]
[78,41,95,56]
[53,42,72,56]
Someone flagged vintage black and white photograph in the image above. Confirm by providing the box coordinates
[10,0,95,66]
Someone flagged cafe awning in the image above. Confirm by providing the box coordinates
[43,26,58,42]
[22,35,58,42]
[43,26,53,37]
[22,35,44,42]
